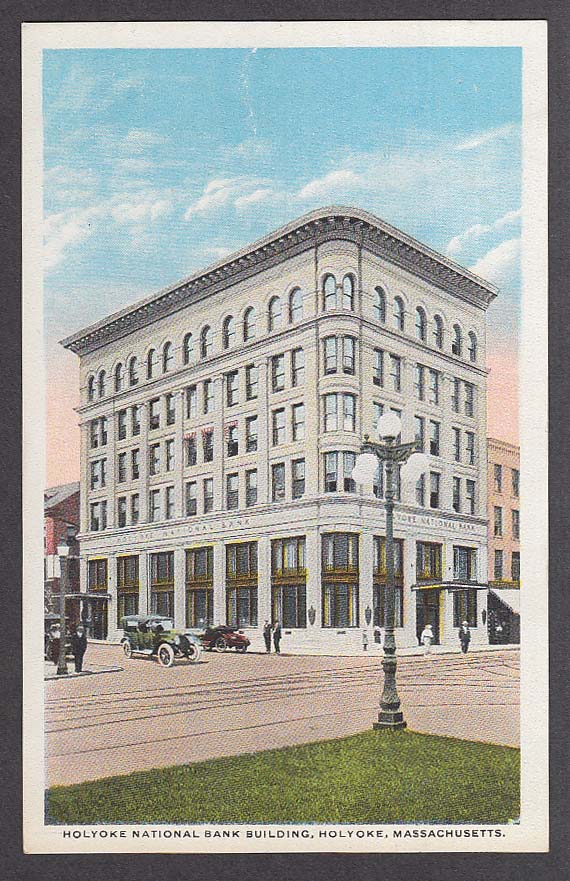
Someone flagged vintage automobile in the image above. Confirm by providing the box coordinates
[120,615,202,667]
[196,625,251,653]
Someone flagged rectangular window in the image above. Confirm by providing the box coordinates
[165,438,175,472]
[166,393,176,425]
[117,452,127,483]
[185,435,197,466]
[165,486,175,520]
[226,423,239,457]
[453,589,478,627]
[272,408,286,445]
[511,551,520,581]
[186,385,197,418]
[494,464,503,492]
[343,394,356,432]
[452,476,461,513]
[245,469,257,507]
[321,534,359,628]
[185,481,197,516]
[88,558,108,590]
[342,336,356,374]
[512,468,520,497]
[90,419,99,449]
[245,415,258,452]
[203,478,214,513]
[292,458,305,499]
[117,410,127,440]
[323,336,337,374]
[272,537,306,576]
[272,462,286,501]
[466,431,475,465]
[494,549,504,580]
[117,556,139,624]
[203,380,214,414]
[322,583,359,628]
[226,473,239,510]
[149,443,160,475]
[117,497,127,528]
[186,547,213,627]
[271,354,285,392]
[453,546,477,582]
[374,402,384,432]
[100,417,108,445]
[466,479,476,515]
[512,509,520,540]
[150,551,174,619]
[373,536,404,580]
[452,378,461,413]
[324,452,339,493]
[343,452,356,492]
[322,532,359,572]
[272,583,307,628]
[226,542,258,628]
[131,406,141,436]
[429,420,440,456]
[415,473,425,507]
[428,369,440,405]
[291,347,305,386]
[494,506,503,536]
[90,459,103,490]
[245,364,258,400]
[390,354,402,392]
[373,349,384,386]
[226,371,239,407]
[323,394,338,432]
[130,493,139,524]
[373,586,403,628]
[453,427,461,462]
[465,382,475,417]
[292,403,305,441]
[149,398,160,430]
[149,489,160,522]
[429,472,440,509]
[416,542,442,580]
[131,448,140,480]
[414,364,425,400]
[202,429,213,462]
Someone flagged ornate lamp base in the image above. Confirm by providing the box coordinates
[374,711,407,731]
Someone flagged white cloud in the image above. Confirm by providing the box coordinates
[470,238,520,286]
[110,198,172,224]
[222,138,272,160]
[454,123,517,152]
[44,206,102,271]
[184,177,271,219]
[446,208,521,256]
[121,129,168,154]
[234,188,275,210]
[296,169,363,201]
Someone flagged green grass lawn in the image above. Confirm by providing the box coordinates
[47,730,519,825]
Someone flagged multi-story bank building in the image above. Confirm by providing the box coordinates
[62,207,497,653]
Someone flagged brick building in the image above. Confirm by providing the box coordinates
[44,482,80,614]
[487,437,520,642]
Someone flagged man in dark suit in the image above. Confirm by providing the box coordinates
[263,620,272,653]
[71,624,88,672]
[273,622,282,655]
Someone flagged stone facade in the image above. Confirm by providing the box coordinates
[62,207,497,652]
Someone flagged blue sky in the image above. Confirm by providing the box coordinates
[44,47,521,480]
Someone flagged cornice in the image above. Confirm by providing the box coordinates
[61,206,499,357]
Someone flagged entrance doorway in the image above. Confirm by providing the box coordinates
[416,589,441,645]
[90,601,108,640]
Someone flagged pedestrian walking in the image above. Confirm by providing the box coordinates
[362,630,369,651]
[458,620,471,654]
[273,621,282,654]
[420,623,434,656]
[262,620,272,653]
[50,624,61,666]
[71,624,88,673]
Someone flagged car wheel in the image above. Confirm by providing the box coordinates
[122,641,133,658]
[235,644,247,653]
[157,643,175,667]
[214,636,227,653]
[185,642,202,663]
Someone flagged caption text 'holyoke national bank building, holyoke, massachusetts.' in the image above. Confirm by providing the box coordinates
[62,206,498,654]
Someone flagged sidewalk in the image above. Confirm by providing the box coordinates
[44,662,123,681]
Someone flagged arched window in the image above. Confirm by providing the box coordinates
[222,316,235,349]
[289,288,303,323]
[415,307,427,342]
[323,274,337,311]
[98,370,106,398]
[452,324,462,357]
[87,376,95,402]
[200,325,213,359]
[342,275,355,311]
[393,296,405,331]
[243,307,256,341]
[147,348,158,379]
[128,357,139,386]
[162,342,173,373]
[433,315,444,349]
[374,287,386,323]
[268,296,282,331]
[468,332,478,363]
[114,363,124,392]
[183,333,193,365]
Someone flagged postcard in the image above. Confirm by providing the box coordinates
[22,19,548,853]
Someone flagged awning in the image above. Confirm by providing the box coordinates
[64,592,112,600]
[411,581,489,591]
[489,588,520,614]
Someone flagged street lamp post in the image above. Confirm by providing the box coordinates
[353,412,428,731]
[56,525,76,676]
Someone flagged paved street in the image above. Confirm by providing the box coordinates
[45,644,519,787]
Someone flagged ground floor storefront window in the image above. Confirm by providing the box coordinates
[322,533,359,627]
[373,584,403,628]
[226,586,258,627]
[453,588,478,627]
[88,558,108,639]
[226,542,258,627]
[322,582,359,627]
[117,591,138,622]
[186,547,213,626]
[271,537,307,627]
[150,551,174,619]
[186,588,213,627]
[272,583,306,628]
[117,555,139,625]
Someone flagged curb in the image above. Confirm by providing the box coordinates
[45,665,123,681]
